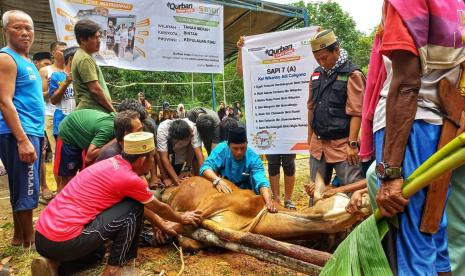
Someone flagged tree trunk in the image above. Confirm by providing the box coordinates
[187,228,323,275]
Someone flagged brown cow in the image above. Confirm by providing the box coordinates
[158,176,370,241]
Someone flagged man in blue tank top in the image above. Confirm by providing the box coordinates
[0,10,45,248]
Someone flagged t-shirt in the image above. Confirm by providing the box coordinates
[199,141,269,194]
[157,118,202,164]
[58,109,116,149]
[71,48,112,113]
[49,71,76,115]
[35,155,154,242]
[373,4,461,132]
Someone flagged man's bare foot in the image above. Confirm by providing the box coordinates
[102,264,122,276]
[31,257,59,276]
[41,188,55,201]
[23,241,35,249]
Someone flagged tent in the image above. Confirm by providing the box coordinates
[0,0,308,60]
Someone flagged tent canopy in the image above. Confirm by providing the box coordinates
[0,0,307,62]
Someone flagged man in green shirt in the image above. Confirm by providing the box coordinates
[72,19,114,113]
[55,109,116,190]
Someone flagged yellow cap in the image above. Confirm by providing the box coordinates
[310,30,337,52]
[123,132,155,155]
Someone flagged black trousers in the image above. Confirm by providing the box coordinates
[36,198,144,273]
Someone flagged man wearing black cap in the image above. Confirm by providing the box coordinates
[199,127,277,213]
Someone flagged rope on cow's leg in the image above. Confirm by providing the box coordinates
[172,242,185,276]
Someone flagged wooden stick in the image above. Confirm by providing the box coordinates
[188,228,322,275]
[173,243,185,276]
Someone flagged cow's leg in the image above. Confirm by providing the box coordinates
[178,235,208,251]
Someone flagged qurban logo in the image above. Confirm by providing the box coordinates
[265,44,295,58]
[166,2,195,13]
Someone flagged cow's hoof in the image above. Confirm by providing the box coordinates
[178,235,207,251]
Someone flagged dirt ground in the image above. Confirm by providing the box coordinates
[0,157,319,275]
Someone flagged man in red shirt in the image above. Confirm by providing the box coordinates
[32,132,202,276]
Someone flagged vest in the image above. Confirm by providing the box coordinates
[0,47,45,137]
[311,60,359,140]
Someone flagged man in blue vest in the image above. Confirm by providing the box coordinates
[306,30,365,198]
[0,10,45,248]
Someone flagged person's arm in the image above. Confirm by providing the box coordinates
[236,36,244,77]
[200,145,231,193]
[86,80,115,112]
[50,73,72,105]
[345,71,365,165]
[145,197,202,226]
[155,151,170,184]
[376,51,419,217]
[0,54,37,164]
[85,143,103,164]
[193,147,204,167]
[144,207,177,237]
[251,154,276,212]
[160,151,180,185]
[307,79,314,145]
[346,187,369,214]
[39,66,51,101]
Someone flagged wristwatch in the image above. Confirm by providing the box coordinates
[212,177,222,187]
[376,161,402,180]
[348,140,358,149]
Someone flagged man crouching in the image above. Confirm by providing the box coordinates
[32,132,202,276]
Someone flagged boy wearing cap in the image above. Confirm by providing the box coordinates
[32,132,202,276]
[307,29,365,194]
[199,127,277,213]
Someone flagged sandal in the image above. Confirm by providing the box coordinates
[284,200,297,210]
[41,189,55,201]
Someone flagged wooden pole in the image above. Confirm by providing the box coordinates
[187,228,322,275]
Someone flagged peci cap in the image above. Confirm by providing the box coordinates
[228,127,247,144]
[310,30,337,52]
[123,132,155,155]
[32,51,51,61]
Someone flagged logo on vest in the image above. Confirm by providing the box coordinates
[26,66,36,80]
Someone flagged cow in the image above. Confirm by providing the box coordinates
[156,176,370,242]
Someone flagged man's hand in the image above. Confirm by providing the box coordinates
[215,179,232,194]
[163,178,174,187]
[180,211,203,226]
[65,72,73,84]
[265,199,277,213]
[304,181,315,197]
[149,177,163,189]
[17,138,37,164]
[236,36,244,48]
[346,145,360,166]
[376,178,409,217]
[346,188,367,214]
[152,221,177,245]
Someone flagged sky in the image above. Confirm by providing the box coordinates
[268,0,384,34]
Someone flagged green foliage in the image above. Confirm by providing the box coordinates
[101,1,373,107]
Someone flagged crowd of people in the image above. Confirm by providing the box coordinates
[0,1,464,275]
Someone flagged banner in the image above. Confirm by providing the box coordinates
[49,0,224,73]
[242,27,319,154]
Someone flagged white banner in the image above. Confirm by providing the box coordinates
[49,0,224,73]
[242,27,319,154]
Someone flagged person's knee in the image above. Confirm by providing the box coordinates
[282,155,296,176]
[268,163,280,176]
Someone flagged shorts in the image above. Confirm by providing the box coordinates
[54,137,84,177]
[266,154,296,176]
[0,134,42,211]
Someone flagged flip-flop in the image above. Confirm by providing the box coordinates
[284,200,297,210]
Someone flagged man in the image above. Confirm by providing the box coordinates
[32,52,52,69]
[32,51,55,203]
[72,19,114,113]
[369,1,465,275]
[200,127,276,213]
[96,110,142,162]
[157,118,204,186]
[307,30,365,193]
[186,107,221,155]
[39,41,67,158]
[49,46,78,137]
[32,132,202,276]
[104,19,115,52]
[54,109,116,190]
[0,10,45,247]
